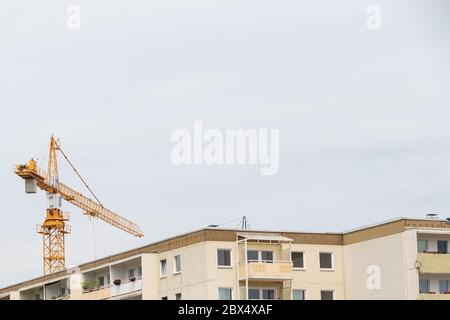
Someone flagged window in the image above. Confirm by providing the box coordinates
[417,239,428,253]
[262,289,275,300]
[98,276,105,287]
[138,266,142,278]
[160,259,167,277]
[320,290,334,300]
[438,240,448,254]
[319,252,333,270]
[293,289,305,300]
[217,249,231,267]
[261,251,273,263]
[439,280,449,294]
[247,250,259,262]
[292,252,304,269]
[247,250,274,263]
[419,279,430,293]
[248,289,260,300]
[161,296,168,300]
[128,268,135,279]
[248,288,275,300]
[175,293,182,300]
[174,255,181,273]
[218,288,232,300]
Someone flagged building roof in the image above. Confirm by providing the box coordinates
[1,216,450,295]
[237,233,293,242]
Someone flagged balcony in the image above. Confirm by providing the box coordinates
[418,293,450,300]
[111,278,142,298]
[417,253,450,273]
[239,261,293,280]
[82,287,111,300]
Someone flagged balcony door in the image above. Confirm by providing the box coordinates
[247,250,274,263]
[439,280,449,294]
[248,288,276,300]
[437,240,448,254]
[419,279,430,294]
[417,239,428,253]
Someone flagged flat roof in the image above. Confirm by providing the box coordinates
[237,233,293,242]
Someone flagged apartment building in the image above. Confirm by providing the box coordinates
[1,217,450,300]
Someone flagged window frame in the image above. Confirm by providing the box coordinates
[437,240,448,254]
[261,251,274,263]
[319,252,334,271]
[217,249,232,268]
[160,259,167,278]
[247,250,259,262]
[173,255,181,274]
[292,289,306,300]
[439,280,449,294]
[419,279,430,294]
[291,251,306,270]
[98,276,105,287]
[417,239,428,253]
[247,250,275,263]
[320,289,335,300]
[248,287,277,300]
[218,287,233,300]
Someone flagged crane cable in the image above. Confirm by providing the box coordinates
[56,141,104,208]
[55,140,100,259]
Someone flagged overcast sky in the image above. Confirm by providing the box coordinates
[0,0,449,287]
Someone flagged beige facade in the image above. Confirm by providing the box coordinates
[1,217,450,300]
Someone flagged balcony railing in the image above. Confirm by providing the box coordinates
[82,287,111,300]
[418,293,450,300]
[111,278,142,297]
[239,260,293,280]
[416,253,450,273]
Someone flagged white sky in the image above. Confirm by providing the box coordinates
[0,0,449,287]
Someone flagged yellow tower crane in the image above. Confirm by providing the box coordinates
[15,136,144,275]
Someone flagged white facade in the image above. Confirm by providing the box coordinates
[2,218,450,300]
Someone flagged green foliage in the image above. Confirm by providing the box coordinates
[82,279,99,290]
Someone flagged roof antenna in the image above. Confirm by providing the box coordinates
[239,216,250,230]
[426,213,438,220]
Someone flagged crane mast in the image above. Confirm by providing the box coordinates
[15,136,144,275]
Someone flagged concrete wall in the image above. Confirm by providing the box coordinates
[9,291,19,300]
[343,232,408,299]
[403,229,419,299]
[70,271,83,300]
[158,242,209,300]
[142,253,159,299]
[156,240,345,300]
[204,241,237,300]
[290,243,345,300]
